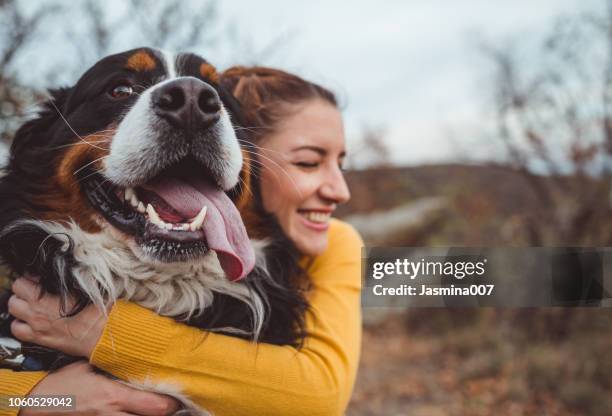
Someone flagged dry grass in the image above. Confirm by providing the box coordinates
[348,310,612,415]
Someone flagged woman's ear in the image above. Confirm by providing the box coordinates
[9,87,71,162]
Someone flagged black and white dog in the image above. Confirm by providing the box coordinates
[0,48,307,383]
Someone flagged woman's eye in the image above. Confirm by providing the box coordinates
[295,162,319,168]
[109,84,133,99]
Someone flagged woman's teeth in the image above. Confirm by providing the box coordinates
[124,187,207,232]
[302,211,331,223]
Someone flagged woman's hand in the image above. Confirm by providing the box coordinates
[20,361,180,416]
[8,277,107,358]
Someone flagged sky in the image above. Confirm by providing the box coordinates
[209,0,605,166]
[9,0,606,167]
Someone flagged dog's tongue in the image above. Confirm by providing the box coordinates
[142,177,255,281]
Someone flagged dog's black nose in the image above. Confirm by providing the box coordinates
[152,77,221,130]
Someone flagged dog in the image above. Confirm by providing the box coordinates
[0,48,308,410]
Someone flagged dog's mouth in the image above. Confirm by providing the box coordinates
[81,157,254,280]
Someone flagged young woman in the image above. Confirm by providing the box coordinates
[0,67,363,416]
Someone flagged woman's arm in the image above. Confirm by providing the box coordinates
[91,219,362,416]
[0,363,178,416]
[0,371,46,416]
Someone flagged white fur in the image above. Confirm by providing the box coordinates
[215,106,244,190]
[12,219,265,332]
[103,83,164,186]
[161,50,177,79]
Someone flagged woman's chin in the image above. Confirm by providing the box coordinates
[293,230,329,256]
[285,215,331,256]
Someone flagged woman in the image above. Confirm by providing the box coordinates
[0,67,362,416]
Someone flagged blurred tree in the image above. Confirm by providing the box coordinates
[66,0,221,70]
[0,0,289,147]
[0,0,57,142]
[346,125,392,169]
[479,1,612,245]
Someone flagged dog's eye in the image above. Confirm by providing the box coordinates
[109,84,133,99]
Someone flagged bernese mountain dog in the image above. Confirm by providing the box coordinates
[0,48,307,386]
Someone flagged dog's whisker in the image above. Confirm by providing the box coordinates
[47,99,107,151]
[92,177,112,193]
[240,148,303,198]
[238,139,291,158]
[76,167,106,183]
[50,140,109,150]
[241,154,282,185]
[73,155,108,176]
[234,125,273,131]
[241,157,268,179]
[241,152,282,177]
[236,173,254,200]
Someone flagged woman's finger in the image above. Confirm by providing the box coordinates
[11,277,40,301]
[10,319,34,342]
[118,386,180,416]
[7,294,32,322]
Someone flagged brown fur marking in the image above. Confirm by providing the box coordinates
[126,51,156,72]
[33,131,113,233]
[200,63,219,84]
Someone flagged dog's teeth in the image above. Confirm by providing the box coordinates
[125,187,134,201]
[146,203,174,230]
[130,194,139,207]
[181,223,190,231]
[146,203,160,223]
[137,202,145,213]
[189,206,207,231]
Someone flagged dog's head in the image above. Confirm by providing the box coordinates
[5,48,255,281]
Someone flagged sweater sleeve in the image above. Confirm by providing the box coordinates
[90,219,363,416]
[0,371,47,416]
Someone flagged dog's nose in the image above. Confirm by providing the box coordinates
[152,78,221,130]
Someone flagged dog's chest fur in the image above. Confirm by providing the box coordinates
[17,219,260,320]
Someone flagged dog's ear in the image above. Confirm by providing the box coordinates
[217,85,245,127]
[9,87,71,162]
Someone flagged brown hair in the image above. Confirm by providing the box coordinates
[219,66,337,143]
[217,67,333,346]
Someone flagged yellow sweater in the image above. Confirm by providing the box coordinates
[0,219,362,415]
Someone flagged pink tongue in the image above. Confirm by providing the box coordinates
[143,177,255,281]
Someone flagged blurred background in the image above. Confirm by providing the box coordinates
[2,0,612,414]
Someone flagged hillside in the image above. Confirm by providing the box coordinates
[338,163,548,246]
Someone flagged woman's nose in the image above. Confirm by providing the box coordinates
[319,167,351,204]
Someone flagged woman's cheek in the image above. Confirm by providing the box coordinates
[260,168,285,212]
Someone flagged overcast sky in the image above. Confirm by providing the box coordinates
[11,0,606,167]
[204,0,604,166]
